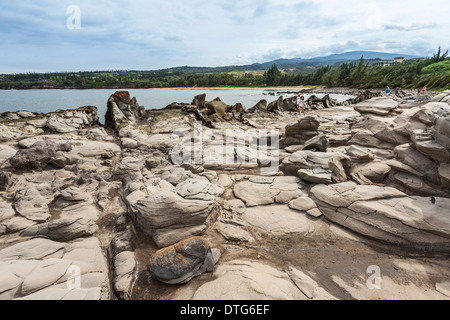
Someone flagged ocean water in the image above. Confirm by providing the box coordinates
[0,88,355,123]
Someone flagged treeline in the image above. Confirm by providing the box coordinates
[1,48,449,91]
[263,48,450,90]
[0,70,265,89]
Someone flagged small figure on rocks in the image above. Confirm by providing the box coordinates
[385,86,391,96]
[296,93,306,116]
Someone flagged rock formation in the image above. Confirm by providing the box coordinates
[0,89,449,302]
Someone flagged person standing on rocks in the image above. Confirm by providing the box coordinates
[385,86,391,96]
[297,93,306,116]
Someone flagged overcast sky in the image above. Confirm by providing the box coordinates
[1,0,449,73]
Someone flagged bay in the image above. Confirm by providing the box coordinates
[0,88,354,123]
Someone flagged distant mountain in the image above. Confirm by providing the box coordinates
[160,50,423,74]
[308,51,420,62]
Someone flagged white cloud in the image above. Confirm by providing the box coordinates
[0,0,449,72]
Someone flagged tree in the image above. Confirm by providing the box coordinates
[432,46,449,63]
[264,65,282,86]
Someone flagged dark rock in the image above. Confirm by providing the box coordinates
[329,158,348,183]
[267,96,284,113]
[0,171,11,191]
[302,134,329,152]
[247,100,267,113]
[9,141,72,171]
[192,94,206,109]
[148,237,215,284]
[105,91,146,130]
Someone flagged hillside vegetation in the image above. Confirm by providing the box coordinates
[0,49,448,91]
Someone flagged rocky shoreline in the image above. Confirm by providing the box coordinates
[0,88,449,300]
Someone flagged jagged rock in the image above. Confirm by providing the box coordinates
[267,96,284,113]
[20,217,98,241]
[148,237,215,284]
[192,94,206,109]
[105,91,145,130]
[311,182,450,252]
[328,158,348,183]
[350,172,373,185]
[9,141,72,170]
[302,134,329,152]
[46,107,100,133]
[205,100,229,120]
[247,99,267,113]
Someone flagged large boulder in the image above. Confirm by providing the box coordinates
[282,116,320,147]
[105,91,145,130]
[9,141,72,170]
[311,182,450,252]
[204,100,228,119]
[247,99,267,113]
[148,237,215,284]
[129,179,223,248]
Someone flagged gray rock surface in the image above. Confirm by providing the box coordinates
[311,182,450,252]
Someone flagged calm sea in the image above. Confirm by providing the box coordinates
[0,88,354,123]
